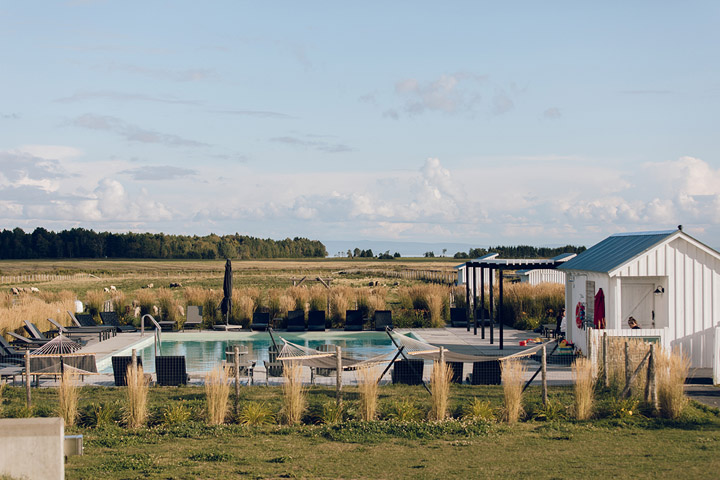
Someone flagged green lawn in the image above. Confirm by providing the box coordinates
[2,384,719,479]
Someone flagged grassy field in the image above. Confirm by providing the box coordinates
[2,384,719,479]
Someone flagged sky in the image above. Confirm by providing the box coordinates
[1,1,719,252]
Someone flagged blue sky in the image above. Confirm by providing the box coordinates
[1,1,719,250]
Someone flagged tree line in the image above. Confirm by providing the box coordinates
[452,244,586,259]
[0,227,328,259]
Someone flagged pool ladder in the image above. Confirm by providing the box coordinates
[141,314,163,356]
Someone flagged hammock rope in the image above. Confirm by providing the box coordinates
[276,337,392,370]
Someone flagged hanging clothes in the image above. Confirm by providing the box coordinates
[594,288,606,329]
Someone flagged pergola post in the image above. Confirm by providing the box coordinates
[465,263,471,327]
[489,268,494,345]
[480,267,485,339]
[499,269,504,350]
[467,265,473,332]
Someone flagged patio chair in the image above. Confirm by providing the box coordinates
[67,312,117,334]
[23,320,53,341]
[155,355,189,386]
[44,318,106,342]
[374,310,393,331]
[263,345,284,383]
[111,356,144,387]
[286,310,306,332]
[307,310,326,331]
[251,312,270,331]
[344,310,363,331]
[450,307,468,328]
[99,311,137,332]
[447,361,464,383]
[184,306,203,330]
[470,360,501,385]
[310,344,336,384]
[0,336,28,359]
[391,359,424,385]
[224,345,254,384]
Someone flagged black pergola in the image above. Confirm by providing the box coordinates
[464,256,574,349]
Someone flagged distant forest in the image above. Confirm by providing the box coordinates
[0,228,327,259]
[453,245,586,259]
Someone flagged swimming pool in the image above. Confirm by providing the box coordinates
[99,331,398,374]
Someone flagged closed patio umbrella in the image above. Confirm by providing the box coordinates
[220,259,233,327]
[594,288,605,329]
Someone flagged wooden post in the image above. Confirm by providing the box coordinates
[624,342,631,395]
[603,332,609,388]
[25,350,31,408]
[234,346,241,414]
[541,345,548,406]
[645,344,658,411]
[132,348,137,371]
[439,346,445,371]
[335,345,342,405]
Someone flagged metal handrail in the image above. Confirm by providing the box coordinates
[141,314,163,356]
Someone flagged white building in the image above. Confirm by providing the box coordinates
[558,229,720,380]
[517,268,567,286]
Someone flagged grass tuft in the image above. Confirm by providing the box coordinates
[501,358,526,424]
[572,357,594,420]
[357,365,380,421]
[58,369,80,427]
[281,362,306,425]
[124,364,148,429]
[429,360,453,420]
[204,365,230,425]
[657,348,690,419]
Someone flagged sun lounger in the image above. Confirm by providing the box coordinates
[250,312,270,331]
[308,311,326,331]
[344,310,364,331]
[67,312,117,335]
[7,331,49,347]
[0,337,28,360]
[155,355,188,386]
[111,356,144,386]
[44,318,107,342]
[470,360,501,385]
[286,310,306,331]
[374,310,393,331]
[184,306,203,330]
[99,311,137,332]
[450,308,468,327]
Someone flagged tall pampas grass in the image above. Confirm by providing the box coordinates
[0,294,75,336]
[501,358,526,424]
[329,286,354,325]
[155,288,180,324]
[58,370,79,427]
[426,293,445,328]
[289,286,310,312]
[124,364,148,429]
[84,289,107,318]
[232,293,255,327]
[308,285,327,312]
[656,348,690,419]
[429,360,453,420]
[572,357,594,420]
[357,366,380,421]
[282,362,306,425]
[205,365,230,425]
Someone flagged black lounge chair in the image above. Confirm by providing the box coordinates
[7,331,49,347]
[250,312,270,331]
[450,307,468,327]
[155,355,188,386]
[392,359,424,385]
[447,361,464,383]
[374,310,393,331]
[67,312,117,334]
[184,306,203,330]
[100,311,137,332]
[263,345,284,383]
[45,318,109,342]
[23,320,54,341]
[111,356,144,386]
[307,311,326,331]
[344,310,363,331]
[0,336,29,359]
[286,310,306,332]
[470,360,501,385]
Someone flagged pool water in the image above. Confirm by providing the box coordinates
[103,332,397,373]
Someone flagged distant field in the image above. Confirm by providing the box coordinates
[0,258,459,292]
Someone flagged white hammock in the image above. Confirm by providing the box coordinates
[276,337,392,370]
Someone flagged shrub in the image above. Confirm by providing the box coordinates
[357,366,380,421]
[385,399,423,422]
[87,401,120,428]
[282,362,306,425]
[657,348,690,419]
[320,401,344,425]
[124,364,148,429]
[58,370,80,427]
[308,285,327,312]
[232,293,254,328]
[501,358,526,424]
[329,286,354,325]
[289,286,310,312]
[572,357,594,420]
[155,288,180,325]
[205,366,230,425]
[461,398,496,422]
[429,360,452,420]
[237,402,276,426]
[162,401,192,427]
[84,290,107,319]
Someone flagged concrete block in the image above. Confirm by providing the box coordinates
[0,417,64,480]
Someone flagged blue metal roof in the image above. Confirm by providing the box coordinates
[558,230,677,273]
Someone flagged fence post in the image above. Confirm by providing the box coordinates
[335,345,342,405]
[624,342,631,395]
[25,350,31,407]
[603,332,609,388]
[645,344,658,412]
[541,345,548,406]
[132,348,137,372]
[234,346,240,414]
